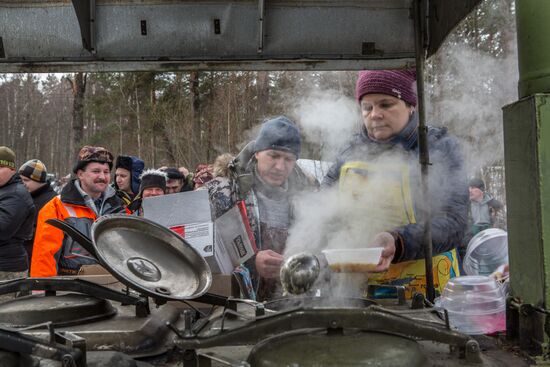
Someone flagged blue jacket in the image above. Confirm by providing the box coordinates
[129,156,145,195]
[114,156,144,206]
[322,114,468,262]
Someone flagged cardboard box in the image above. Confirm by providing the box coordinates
[76,264,123,290]
[208,274,238,298]
[77,264,109,275]
[143,191,257,275]
[143,190,214,259]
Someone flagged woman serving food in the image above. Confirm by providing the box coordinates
[322,69,469,298]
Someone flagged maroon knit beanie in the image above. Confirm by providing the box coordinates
[355,69,417,106]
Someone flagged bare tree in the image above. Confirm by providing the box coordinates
[189,70,202,162]
[66,73,87,155]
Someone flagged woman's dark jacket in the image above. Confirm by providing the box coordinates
[0,173,35,271]
[322,114,469,262]
[24,182,57,264]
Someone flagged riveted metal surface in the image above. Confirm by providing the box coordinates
[0,0,417,71]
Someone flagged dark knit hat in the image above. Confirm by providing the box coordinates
[0,146,16,169]
[73,146,113,173]
[19,159,48,183]
[163,167,184,180]
[469,178,485,192]
[139,169,167,194]
[254,116,301,158]
[115,155,133,172]
[355,69,417,106]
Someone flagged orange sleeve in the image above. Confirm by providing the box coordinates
[30,198,65,277]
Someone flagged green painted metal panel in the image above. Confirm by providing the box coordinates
[537,96,550,308]
[517,1,550,97]
[503,95,550,306]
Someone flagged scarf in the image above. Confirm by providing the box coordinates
[363,111,419,151]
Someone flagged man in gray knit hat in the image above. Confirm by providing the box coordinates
[0,146,35,301]
[208,116,318,301]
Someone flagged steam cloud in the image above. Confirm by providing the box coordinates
[426,40,518,174]
[292,89,361,161]
[284,35,518,283]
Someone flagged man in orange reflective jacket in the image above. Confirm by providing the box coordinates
[31,146,125,277]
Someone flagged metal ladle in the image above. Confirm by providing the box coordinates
[280,252,320,295]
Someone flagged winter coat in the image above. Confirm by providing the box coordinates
[114,156,145,206]
[208,141,318,300]
[459,194,506,258]
[31,179,125,277]
[23,182,57,264]
[470,193,505,229]
[323,114,469,263]
[0,173,35,272]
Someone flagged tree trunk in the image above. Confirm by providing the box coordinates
[256,71,270,118]
[189,70,202,163]
[70,73,87,155]
[118,103,123,155]
[134,78,142,157]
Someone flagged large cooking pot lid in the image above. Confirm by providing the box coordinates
[91,215,212,301]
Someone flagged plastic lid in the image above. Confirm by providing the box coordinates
[438,275,505,315]
[463,228,508,276]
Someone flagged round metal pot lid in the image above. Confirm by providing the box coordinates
[248,331,428,367]
[91,215,212,301]
[0,294,116,328]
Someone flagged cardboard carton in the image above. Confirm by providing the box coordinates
[143,191,257,275]
[76,264,123,290]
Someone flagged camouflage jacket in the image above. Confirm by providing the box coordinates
[207,141,318,299]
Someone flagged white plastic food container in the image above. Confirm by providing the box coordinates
[435,275,506,335]
[322,248,383,273]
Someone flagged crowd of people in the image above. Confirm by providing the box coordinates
[0,69,507,302]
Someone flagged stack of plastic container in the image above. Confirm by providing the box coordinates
[435,275,506,335]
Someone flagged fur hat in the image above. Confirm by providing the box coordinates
[139,169,168,194]
[0,146,16,169]
[73,146,113,173]
[19,159,48,183]
[254,116,301,158]
[163,167,184,180]
[213,153,235,178]
[355,69,417,106]
[115,155,133,172]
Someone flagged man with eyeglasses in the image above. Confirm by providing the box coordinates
[31,146,126,277]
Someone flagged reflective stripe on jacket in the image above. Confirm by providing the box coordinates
[30,196,97,277]
[30,179,125,277]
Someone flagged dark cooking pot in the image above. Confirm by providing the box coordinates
[264,296,378,311]
[91,215,212,301]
